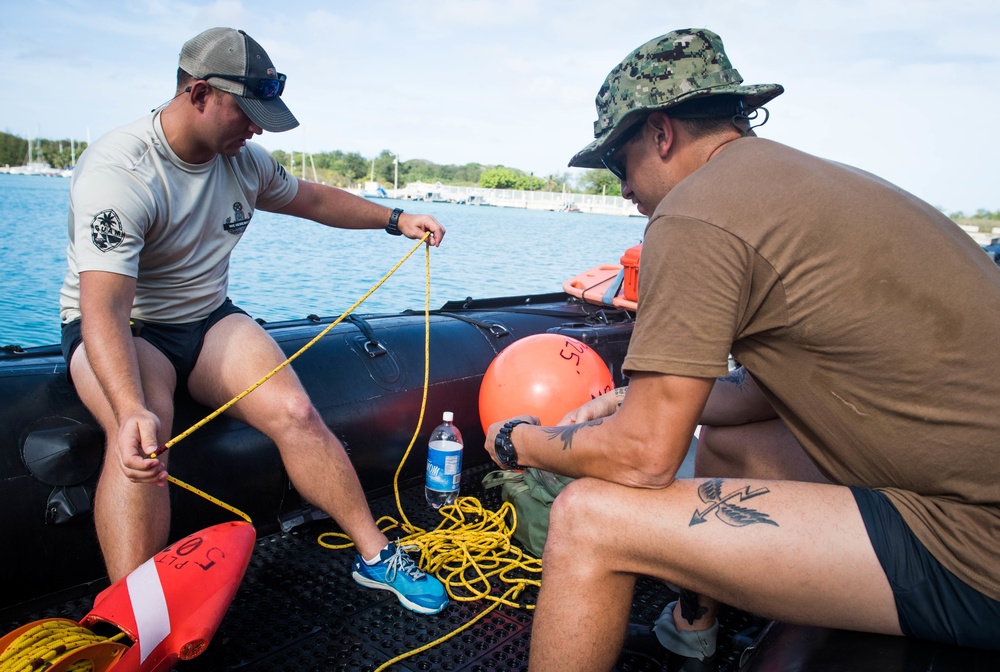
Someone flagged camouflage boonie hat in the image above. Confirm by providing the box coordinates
[568,28,783,168]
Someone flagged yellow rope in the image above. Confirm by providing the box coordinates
[391,238,433,533]
[319,497,542,607]
[0,235,439,667]
[149,233,434,524]
[399,498,541,606]
[165,475,253,523]
[0,619,126,672]
[316,242,544,670]
[149,232,432,459]
[371,585,521,672]
[1,234,539,671]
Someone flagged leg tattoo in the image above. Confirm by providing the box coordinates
[690,479,779,527]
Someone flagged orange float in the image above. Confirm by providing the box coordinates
[479,333,614,431]
[83,520,256,671]
[0,521,256,672]
[563,263,625,307]
[562,243,641,311]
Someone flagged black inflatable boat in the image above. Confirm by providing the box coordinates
[0,291,995,670]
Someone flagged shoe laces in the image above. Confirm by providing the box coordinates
[384,545,426,582]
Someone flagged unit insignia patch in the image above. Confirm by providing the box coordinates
[90,209,125,252]
[224,201,251,235]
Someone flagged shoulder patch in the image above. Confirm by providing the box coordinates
[90,209,125,252]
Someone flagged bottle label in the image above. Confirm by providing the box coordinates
[426,439,462,492]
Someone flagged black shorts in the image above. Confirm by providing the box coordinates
[61,298,249,386]
[850,486,1000,650]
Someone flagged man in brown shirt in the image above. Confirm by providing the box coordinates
[485,28,1000,670]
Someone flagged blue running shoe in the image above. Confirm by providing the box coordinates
[352,542,449,615]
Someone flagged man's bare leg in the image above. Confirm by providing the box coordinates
[73,339,177,582]
[189,314,388,558]
[529,475,900,672]
[669,418,835,640]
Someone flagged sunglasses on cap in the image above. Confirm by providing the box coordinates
[600,118,646,183]
[202,72,287,100]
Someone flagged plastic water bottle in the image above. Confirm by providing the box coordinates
[425,411,464,508]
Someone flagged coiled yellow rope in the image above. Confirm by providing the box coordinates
[316,234,543,671]
[320,498,541,672]
[163,234,545,668]
[0,619,126,672]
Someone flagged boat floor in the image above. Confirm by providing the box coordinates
[2,464,996,671]
[0,462,754,672]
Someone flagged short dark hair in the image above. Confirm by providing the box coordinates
[177,67,196,93]
[176,67,227,101]
[668,95,751,138]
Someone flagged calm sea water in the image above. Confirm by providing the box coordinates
[0,173,645,349]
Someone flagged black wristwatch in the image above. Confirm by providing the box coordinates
[495,419,528,470]
[385,208,404,236]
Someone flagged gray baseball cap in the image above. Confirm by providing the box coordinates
[179,27,299,133]
[569,29,782,168]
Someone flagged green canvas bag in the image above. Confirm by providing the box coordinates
[482,467,574,557]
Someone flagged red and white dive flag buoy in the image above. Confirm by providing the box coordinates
[0,521,255,671]
[79,520,256,671]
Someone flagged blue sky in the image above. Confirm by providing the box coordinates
[3,0,998,213]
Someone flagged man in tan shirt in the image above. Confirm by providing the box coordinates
[485,28,1000,670]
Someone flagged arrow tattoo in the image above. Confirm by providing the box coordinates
[690,478,779,528]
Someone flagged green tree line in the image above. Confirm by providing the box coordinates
[0,131,87,169]
[949,209,1000,220]
[0,131,632,196]
[275,147,591,193]
[2,131,628,195]
[273,148,500,189]
[275,145,628,196]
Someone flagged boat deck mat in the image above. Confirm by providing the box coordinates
[3,464,995,670]
[0,463,761,671]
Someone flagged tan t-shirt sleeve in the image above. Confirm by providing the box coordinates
[623,214,783,380]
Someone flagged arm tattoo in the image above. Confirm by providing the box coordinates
[541,418,604,451]
[689,478,779,528]
[717,367,747,392]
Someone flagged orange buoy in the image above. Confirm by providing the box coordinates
[479,333,614,431]
[81,520,256,671]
